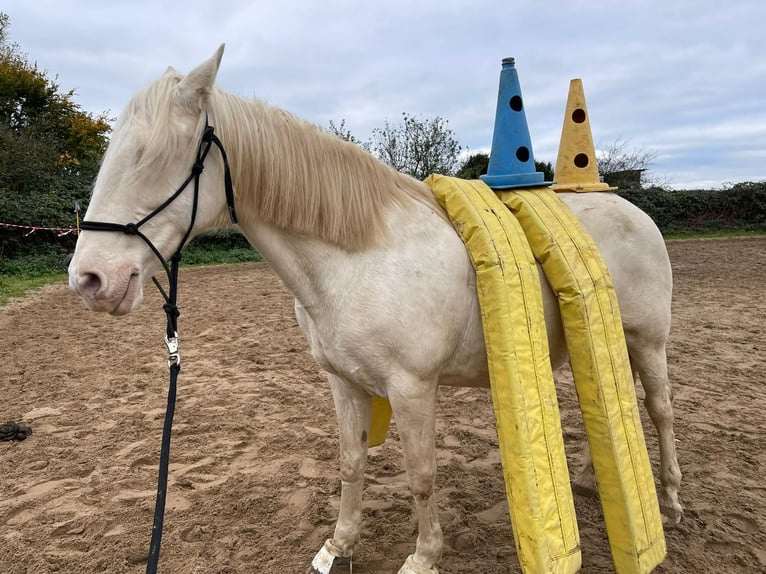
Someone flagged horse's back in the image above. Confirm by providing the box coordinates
[293,190,671,391]
[434,191,672,387]
[560,192,673,342]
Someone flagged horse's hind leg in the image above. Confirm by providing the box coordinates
[309,375,371,574]
[631,343,683,524]
[572,346,683,524]
[389,375,441,574]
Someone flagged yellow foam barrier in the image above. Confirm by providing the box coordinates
[426,174,580,574]
[497,187,666,573]
[368,397,392,447]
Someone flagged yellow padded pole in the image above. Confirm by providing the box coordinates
[368,397,392,447]
[497,187,666,573]
[426,174,580,574]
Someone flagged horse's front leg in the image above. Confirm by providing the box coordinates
[309,374,371,574]
[389,375,442,574]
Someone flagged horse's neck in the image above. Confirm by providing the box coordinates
[240,217,378,315]
[209,90,440,252]
[207,92,400,307]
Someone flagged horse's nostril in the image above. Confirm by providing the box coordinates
[79,272,102,298]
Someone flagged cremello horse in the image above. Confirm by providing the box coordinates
[69,46,682,574]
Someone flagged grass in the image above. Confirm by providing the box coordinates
[0,272,68,307]
[2,230,763,308]
[664,229,766,240]
[0,243,263,308]
[179,244,263,266]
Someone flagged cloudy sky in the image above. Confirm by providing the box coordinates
[4,1,763,189]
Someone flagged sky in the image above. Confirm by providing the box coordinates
[4,0,764,189]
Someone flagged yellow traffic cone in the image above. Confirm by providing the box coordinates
[551,79,616,192]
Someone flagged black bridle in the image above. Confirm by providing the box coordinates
[80,115,237,574]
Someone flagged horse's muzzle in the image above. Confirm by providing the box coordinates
[70,264,143,315]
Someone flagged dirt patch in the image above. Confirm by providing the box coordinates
[1,237,764,573]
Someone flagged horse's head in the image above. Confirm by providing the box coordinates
[70,45,228,315]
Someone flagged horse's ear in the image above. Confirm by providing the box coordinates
[176,44,225,110]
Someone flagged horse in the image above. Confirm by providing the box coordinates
[68,45,682,574]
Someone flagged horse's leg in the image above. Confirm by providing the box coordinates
[389,376,441,574]
[309,375,371,574]
[631,344,683,524]
[572,446,597,496]
[572,348,683,525]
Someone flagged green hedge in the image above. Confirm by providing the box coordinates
[0,228,261,277]
[3,182,765,277]
[616,181,766,234]
[180,229,262,266]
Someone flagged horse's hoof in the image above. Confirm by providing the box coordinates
[572,477,598,498]
[309,539,353,574]
[397,555,438,574]
[660,503,684,527]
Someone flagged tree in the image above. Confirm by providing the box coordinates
[0,13,111,262]
[369,113,462,180]
[327,119,369,150]
[536,160,554,182]
[0,12,9,46]
[455,152,554,182]
[328,113,462,180]
[455,152,489,179]
[597,137,665,189]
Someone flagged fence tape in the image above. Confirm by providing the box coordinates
[0,222,77,237]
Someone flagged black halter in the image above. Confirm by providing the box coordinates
[79,115,237,574]
[81,115,237,339]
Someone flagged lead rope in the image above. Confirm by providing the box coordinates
[146,254,181,574]
[145,169,188,574]
[79,115,237,574]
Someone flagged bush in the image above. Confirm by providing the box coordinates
[616,182,766,235]
[182,229,262,265]
[0,228,262,277]
[0,243,71,276]
[3,183,764,278]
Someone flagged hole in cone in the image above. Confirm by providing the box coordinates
[571,108,586,123]
[509,95,523,112]
[574,153,589,168]
[516,146,530,162]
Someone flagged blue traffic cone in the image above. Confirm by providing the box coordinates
[480,58,551,189]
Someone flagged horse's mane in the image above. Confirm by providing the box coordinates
[112,71,207,177]
[112,70,444,250]
[208,89,445,250]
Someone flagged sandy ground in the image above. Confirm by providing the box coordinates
[1,237,764,574]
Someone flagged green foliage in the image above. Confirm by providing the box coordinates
[329,114,463,180]
[617,182,766,234]
[0,272,67,307]
[369,113,462,180]
[181,229,263,266]
[536,160,554,182]
[0,244,70,276]
[455,152,489,179]
[0,229,262,290]
[455,152,553,181]
[0,13,111,262]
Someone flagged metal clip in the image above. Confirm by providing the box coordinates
[164,332,181,368]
